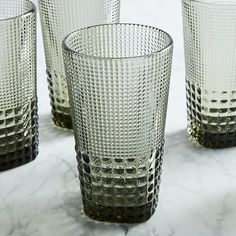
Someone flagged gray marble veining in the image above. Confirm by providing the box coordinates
[0,0,236,235]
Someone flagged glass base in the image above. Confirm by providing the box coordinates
[0,100,39,171]
[188,123,236,149]
[47,70,72,129]
[0,142,38,171]
[52,110,73,129]
[83,200,156,224]
[78,145,164,223]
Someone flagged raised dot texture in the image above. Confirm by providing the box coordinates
[38,0,120,129]
[63,24,173,223]
[0,0,38,171]
[183,0,236,148]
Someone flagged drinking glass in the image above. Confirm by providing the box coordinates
[0,0,38,171]
[63,23,173,223]
[183,0,236,148]
[38,0,120,129]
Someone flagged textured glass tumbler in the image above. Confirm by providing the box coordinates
[0,0,38,171]
[38,0,120,129]
[63,24,173,223]
[183,0,236,148]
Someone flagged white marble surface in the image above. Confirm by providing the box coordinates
[1,0,236,235]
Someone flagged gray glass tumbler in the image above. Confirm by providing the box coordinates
[38,0,120,129]
[0,0,38,171]
[63,23,173,223]
[183,0,236,148]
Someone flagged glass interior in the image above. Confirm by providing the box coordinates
[64,24,172,59]
[0,0,34,21]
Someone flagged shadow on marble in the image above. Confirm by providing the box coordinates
[59,130,236,236]
[1,128,236,235]
[165,129,236,159]
[1,189,236,236]
[63,192,130,235]
[157,129,236,236]
[157,190,236,236]
[62,189,236,236]
[39,113,73,144]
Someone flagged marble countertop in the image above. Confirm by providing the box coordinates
[1,0,236,235]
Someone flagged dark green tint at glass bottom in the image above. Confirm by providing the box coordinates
[83,199,157,223]
[0,141,38,171]
[0,100,39,171]
[188,121,236,149]
[51,109,73,130]
[79,146,163,223]
[47,70,73,130]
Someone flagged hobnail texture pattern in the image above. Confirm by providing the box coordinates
[0,0,38,171]
[183,0,236,148]
[38,0,120,129]
[63,24,173,223]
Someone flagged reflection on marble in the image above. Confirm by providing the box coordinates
[1,122,236,236]
[0,0,236,235]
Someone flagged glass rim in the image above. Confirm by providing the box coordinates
[183,0,236,6]
[0,0,36,22]
[62,23,173,61]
